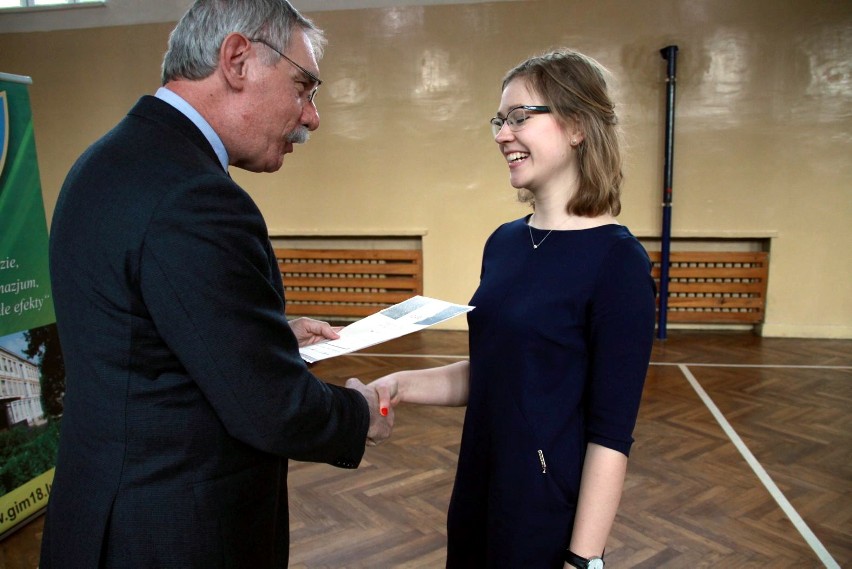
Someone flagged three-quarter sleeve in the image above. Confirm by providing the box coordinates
[585,237,656,456]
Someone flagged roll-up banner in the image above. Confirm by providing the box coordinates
[0,72,63,539]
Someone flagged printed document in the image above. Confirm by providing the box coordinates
[299,295,474,363]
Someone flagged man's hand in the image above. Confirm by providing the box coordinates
[288,317,342,347]
[345,378,395,446]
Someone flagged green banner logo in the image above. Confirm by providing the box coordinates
[1,91,8,179]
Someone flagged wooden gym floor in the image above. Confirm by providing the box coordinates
[1,330,850,568]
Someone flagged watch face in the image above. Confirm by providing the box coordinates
[588,559,605,569]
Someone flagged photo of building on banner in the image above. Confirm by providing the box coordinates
[0,72,64,540]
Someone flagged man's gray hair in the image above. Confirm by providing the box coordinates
[161,0,326,85]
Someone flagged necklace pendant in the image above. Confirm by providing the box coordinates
[528,217,555,250]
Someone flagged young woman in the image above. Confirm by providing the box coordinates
[363,49,656,568]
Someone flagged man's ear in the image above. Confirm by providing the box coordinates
[219,33,253,90]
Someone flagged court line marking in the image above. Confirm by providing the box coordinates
[678,363,840,569]
[339,353,851,370]
[338,353,467,359]
[657,362,852,370]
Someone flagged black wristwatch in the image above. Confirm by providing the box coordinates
[565,550,604,569]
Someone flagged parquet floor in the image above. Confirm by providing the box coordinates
[1,331,850,568]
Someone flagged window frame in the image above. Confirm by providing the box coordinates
[0,0,105,13]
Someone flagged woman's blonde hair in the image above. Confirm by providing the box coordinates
[502,49,623,216]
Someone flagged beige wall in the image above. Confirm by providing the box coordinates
[1,0,850,337]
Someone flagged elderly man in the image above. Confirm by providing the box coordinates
[40,1,391,567]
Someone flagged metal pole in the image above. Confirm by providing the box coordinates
[658,45,678,340]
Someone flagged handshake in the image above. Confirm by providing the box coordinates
[345,376,399,447]
[290,317,467,450]
[290,316,402,448]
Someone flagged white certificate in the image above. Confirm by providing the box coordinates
[298,295,474,363]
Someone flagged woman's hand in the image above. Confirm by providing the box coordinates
[345,377,396,446]
[347,376,401,417]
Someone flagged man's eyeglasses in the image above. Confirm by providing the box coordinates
[490,105,551,137]
[250,38,322,102]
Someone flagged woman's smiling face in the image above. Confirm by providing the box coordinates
[494,78,580,194]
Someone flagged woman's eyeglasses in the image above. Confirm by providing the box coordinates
[490,105,551,137]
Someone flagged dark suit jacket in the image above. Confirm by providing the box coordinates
[40,96,369,568]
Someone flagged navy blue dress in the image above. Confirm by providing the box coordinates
[446,216,656,568]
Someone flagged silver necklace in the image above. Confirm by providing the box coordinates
[528,224,554,249]
[528,214,563,249]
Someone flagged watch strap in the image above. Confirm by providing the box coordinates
[564,550,589,568]
[565,550,604,569]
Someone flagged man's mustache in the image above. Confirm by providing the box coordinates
[286,127,310,144]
